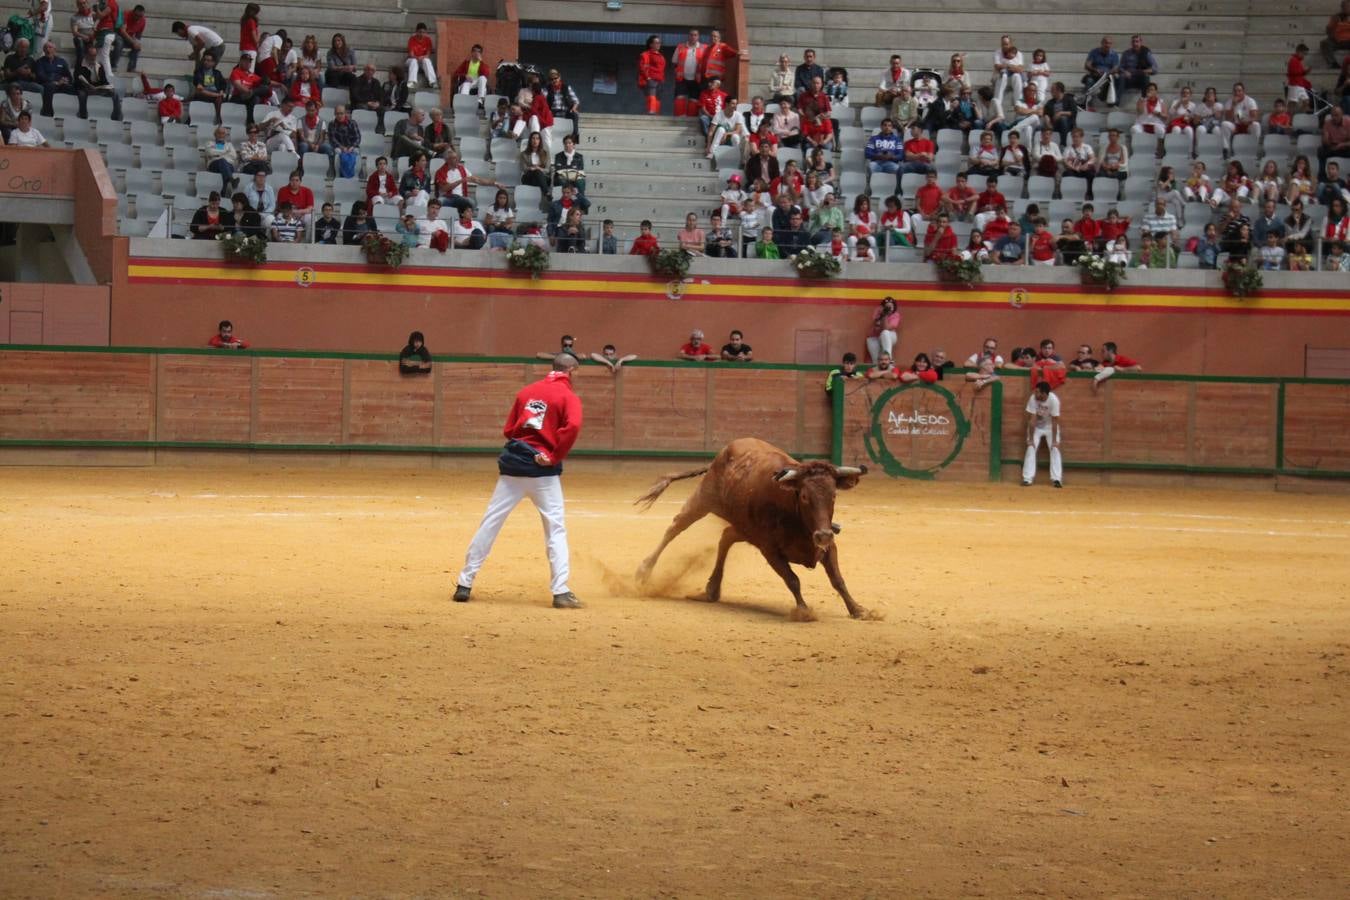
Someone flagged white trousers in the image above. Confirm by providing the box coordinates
[97,31,115,76]
[866,329,897,363]
[458,75,488,95]
[992,71,1025,117]
[407,56,438,87]
[1220,120,1261,152]
[458,474,570,595]
[1023,427,1063,483]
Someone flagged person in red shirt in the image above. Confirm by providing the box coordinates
[698,77,728,132]
[901,124,936,175]
[982,207,1011,243]
[93,0,120,74]
[1092,341,1143,390]
[900,353,940,384]
[1099,208,1131,244]
[1029,218,1057,265]
[452,43,491,96]
[208,320,249,350]
[629,219,660,255]
[923,213,959,262]
[1286,42,1312,112]
[801,112,834,155]
[157,83,184,123]
[275,171,315,223]
[229,56,271,120]
[678,329,719,361]
[797,75,832,119]
[453,354,585,609]
[671,29,708,118]
[238,3,260,71]
[113,2,147,72]
[525,77,555,147]
[975,176,1006,216]
[365,155,397,205]
[405,22,437,89]
[914,170,944,221]
[943,172,978,220]
[1073,203,1102,251]
[637,34,667,115]
[1029,339,1067,392]
[701,28,738,82]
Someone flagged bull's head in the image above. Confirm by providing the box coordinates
[773,463,867,558]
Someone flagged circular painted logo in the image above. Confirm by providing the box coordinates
[295,266,317,288]
[863,383,972,480]
[1009,287,1028,308]
[665,279,686,300]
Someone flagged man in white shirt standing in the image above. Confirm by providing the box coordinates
[1221,82,1261,153]
[1023,381,1063,488]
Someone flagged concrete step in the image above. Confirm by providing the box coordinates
[745,0,1251,12]
[583,173,722,195]
[578,129,707,153]
[585,154,717,176]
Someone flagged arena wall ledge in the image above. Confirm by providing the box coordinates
[1,346,1348,490]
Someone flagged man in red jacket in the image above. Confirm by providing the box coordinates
[455,354,585,609]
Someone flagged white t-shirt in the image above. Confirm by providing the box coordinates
[965,352,1005,367]
[9,126,45,147]
[416,217,447,247]
[258,34,282,59]
[1026,392,1061,430]
[450,218,484,246]
[1226,96,1259,123]
[188,25,224,47]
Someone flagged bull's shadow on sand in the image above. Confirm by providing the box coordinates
[579,549,825,622]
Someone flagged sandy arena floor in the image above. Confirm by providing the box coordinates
[1,464,1348,899]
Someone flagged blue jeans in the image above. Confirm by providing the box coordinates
[900,162,933,175]
[296,140,335,172]
[208,158,235,193]
[868,161,900,175]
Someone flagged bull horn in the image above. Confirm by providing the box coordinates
[773,467,801,482]
[834,465,867,476]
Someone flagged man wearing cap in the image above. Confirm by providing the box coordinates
[678,329,719,361]
[453,354,585,609]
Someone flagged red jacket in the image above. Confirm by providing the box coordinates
[698,88,727,118]
[407,33,433,59]
[630,233,660,255]
[529,92,554,128]
[702,40,737,81]
[240,17,260,52]
[503,371,582,463]
[638,49,666,87]
[366,170,396,202]
[452,58,490,90]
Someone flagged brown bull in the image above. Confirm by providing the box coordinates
[634,437,869,619]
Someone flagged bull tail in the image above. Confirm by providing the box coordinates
[633,466,710,511]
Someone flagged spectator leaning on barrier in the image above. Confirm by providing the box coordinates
[825,352,864,393]
[679,329,719,361]
[209,320,249,349]
[399,331,432,375]
[721,330,753,362]
[591,344,639,374]
[1092,342,1142,390]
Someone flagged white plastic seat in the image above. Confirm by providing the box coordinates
[459,136,488,161]
[188,101,218,126]
[160,170,192,196]
[452,94,479,118]
[322,87,349,108]
[129,120,160,146]
[1058,177,1088,201]
[513,184,544,219]
[1230,134,1260,158]
[1026,175,1055,200]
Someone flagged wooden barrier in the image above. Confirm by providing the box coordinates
[3,348,1348,485]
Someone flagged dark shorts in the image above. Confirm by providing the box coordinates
[676,79,701,99]
[643,81,660,98]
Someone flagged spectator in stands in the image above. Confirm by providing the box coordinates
[1251,199,1286,247]
[900,353,939,384]
[706,212,737,258]
[154,82,183,124]
[1094,129,1128,195]
[810,190,844,244]
[261,98,300,153]
[1027,218,1056,265]
[296,101,332,173]
[348,63,385,130]
[1324,0,1350,68]
[1039,81,1076,144]
[1282,199,1312,251]
[923,212,959,262]
[451,205,487,250]
[1212,160,1253,207]
[391,107,427,160]
[1053,219,1083,264]
[405,22,437,90]
[75,41,120,120]
[801,108,834,157]
[234,4,261,73]
[583,344,633,373]
[824,352,864,393]
[329,105,361,179]
[398,152,433,207]
[395,331,432,374]
[1119,35,1159,96]
[322,34,357,91]
[942,172,977,221]
[1194,222,1221,269]
[793,48,824,98]
[752,226,780,259]
[599,219,618,254]
[1326,197,1350,241]
[798,73,831,119]
[0,84,30,142]
[991,222,1025,265]
[1257,231,1286,270]
[745,138,780,185]
[1070,203,1100,250]
[172,20,226,69]
[202,125,239,194]
[1267,98,1295,137]
[630,219,660,255]
[720,330,753,362]
[876,55,911,108]
[865,117,903,180]
[519,131,552,197]
[847,195,878,253]
[276,170,315,224]
[1140,198,1178,245]
[33,41,74,118]
[1029,339,1066,393]
[1165,85,1199,145]
[705,96,746,160]
[546,183,590,231]
[999,129,1031,179]
[671,29,707,119]
[295,34,323,86]
[69,1,95,66]
[637,35,667,116]
[235,123,269,176]
[901,124,936,176]
[289,65,322,109]
[1065,344,1098,371]
[395,213,419,247]
[767,53,792,106]
[1220,83,1261,153]
[1321,160,1349,206]
[1134,232,1177,268]
[678,329,719,361]
[270,201,302,242]
[1092,342,1142,389]
[544,68,581,141]
[451,43,490,98]
[482,190,516,249]
[312,203,341,244]
[1181,161,1213,204]
[1288,241,1314,270]
[696,75,728,137]
[228,57,270,125]
[209,320,249,349]
[1061,127,1095,191]
[864,296,901,363]
[414,198,447,249]
[341,201,378,245]
[1082,36,1119,107]
[190,51,228,123]
[888,84,919,132]
[990,35,1025,118]
[6,109,46,146]
[1007,84,1042,147]
[423,107,452,157]
[383,64,411,114]
[27,0,53,50]
[224,193,262,238]
[1319,107,1350,178]
[866,352,898,381]
[243,168,276,225]
[776,209,811,255]
[771,99,801,149]
[1328,240,1350,270]
[967,130,1000,177]
[549,134,588,197]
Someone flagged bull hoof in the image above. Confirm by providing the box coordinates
[635,562,652,583]
[704,583,721,603]
[851,606,885,621]
[788,605,818,623]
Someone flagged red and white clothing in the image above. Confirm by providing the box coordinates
[673,40,707,86]
[680,341,715,357]
[923,223,958,261]
[879,65,911,95]
[1133,94,1167,135]
[637,49,666,89]
[458,370,583,597]
[1287,54,1312,105]
[1221,95,1261,150]
[1168,98,1198,136]
[94,0,119,72]
[698,87,728,119]
[702,40,738,82]
[453,57,489,95]
[1326,216,1350,242]
[1029,229,1057,265]
[1022,391,1062,485]
[366,169,397,204]
[434,162,475,200]
[406,31,437,88]
[157,95,183,123]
